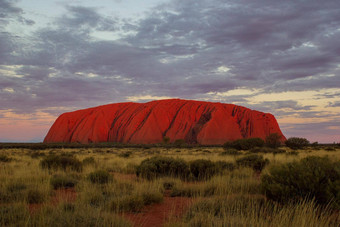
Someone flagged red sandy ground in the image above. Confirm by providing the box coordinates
[123,191,194,227]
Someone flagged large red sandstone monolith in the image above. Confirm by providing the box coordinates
[44,99,286,145]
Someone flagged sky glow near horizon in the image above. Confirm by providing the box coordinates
[0,0,340,143]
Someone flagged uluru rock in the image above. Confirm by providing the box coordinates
[44,99,286,145]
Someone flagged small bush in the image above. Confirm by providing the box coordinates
[136,156,189,180]
[88,170,112,184]
[118,151,132,158]
[261,156,340,208]
[250,147,285,154]
[82,157,96,165]
[50,175,77,189]
[40,154,83,172]
[215,161,235,171]
[265,133,282,148]
[223,138,264,150]
[220,148,241,155]
[236,154,269,172]
[110,195,145,212]
[30,152,45,159]
[173,139,187,147]
[189,159,217,181]
[0,154,11,162]
[325,147,336,152]
[286,151,299,156]
[285,137,310,150]
[26,189,45,204]
[141,191,163,205]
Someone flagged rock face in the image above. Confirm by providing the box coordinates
[44,99,286,145]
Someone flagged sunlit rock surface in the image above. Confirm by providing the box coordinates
[44,99,286,145]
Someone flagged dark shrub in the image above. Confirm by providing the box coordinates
[110,195,144,212]
[214,161,235,171]
[136,156,189,180]
[173,139,187,147]
[236,154,269,172]
[189,159,217,180]
[220,148,241,155]
[0,154,11,162]
[26,189,45,204]
[286,151,299,156]
[250,147,285,154]
[50,175,77,189]
[163,136,170,144]
[40,154,83,172]
[265,133,282,148]
[285,137,310,150]
[261,156,340,208]
[118,151,132,158]
[325,147,336,152]
[82,157,96,165]
[223,138,264,150]
[30,152,45,159]
[88,170,112,184]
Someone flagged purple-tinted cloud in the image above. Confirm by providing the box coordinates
[1,0,340,142]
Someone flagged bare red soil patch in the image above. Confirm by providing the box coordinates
[124,191,194,227]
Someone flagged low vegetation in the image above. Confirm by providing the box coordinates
[261,156,340,208]
[0,143,339,226]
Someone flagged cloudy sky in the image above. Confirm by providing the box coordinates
[1,0,340,143]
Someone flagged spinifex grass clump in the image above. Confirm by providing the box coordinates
[40,154,83,172]
[0,154,12,162]
[188,159,235,180]
[88,170,112,184]
[136,156,189,180]
[250,147,286,154]
[136,156,235,181]
[261,156,340,208]
[50,174,77,189]
[223,138,265,150]
[236,154,269,172]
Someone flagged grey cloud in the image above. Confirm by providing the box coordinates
[328,101,340,107]
[1,0,340,124]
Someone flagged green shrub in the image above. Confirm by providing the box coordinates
[136,156,189,180]
[0,154,11,162]
[82,157,96,165]
[286,151,299,156]
[173,139,187,147]
[236,154,269,172]
[265,133,282,148]
[215,161,235,171]
[250,147,285,154]
[261,156,340,208]
[26,189,45,204]
[220,148,241,155]
[223,138,264,150]
[30,151,45,159]
[50,175,77,189]
[118,151,132,158]
[88,170,112,184]
[141,191,163,205]
[189,159,217,181]
[285,137,310,150]
[325,147,336,152]
[110,195,145,212]
[40,154,83,172]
